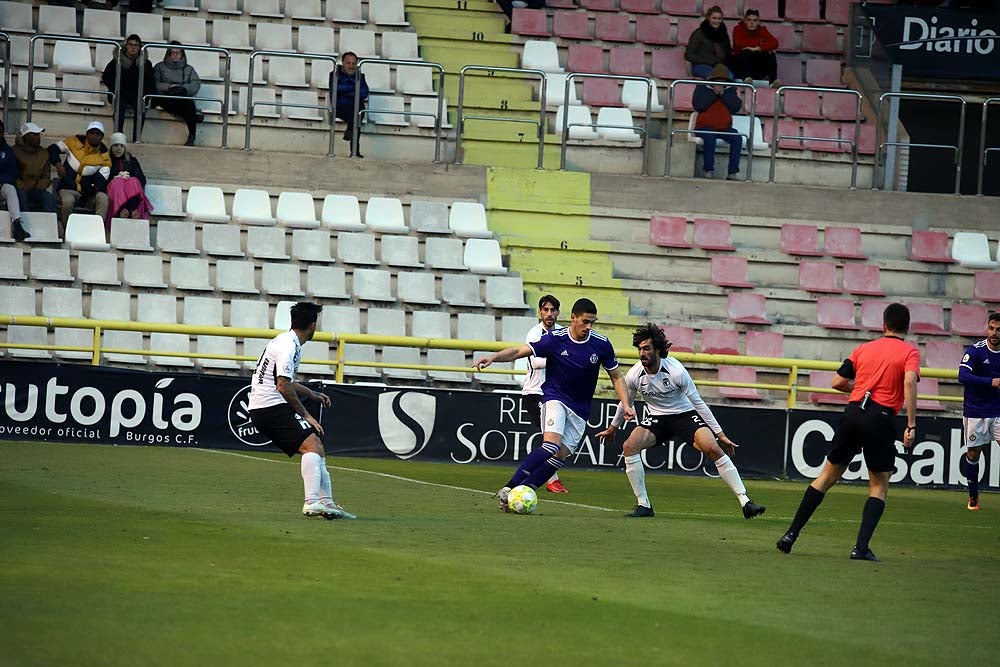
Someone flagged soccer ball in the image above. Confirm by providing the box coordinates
[508,485,538,514]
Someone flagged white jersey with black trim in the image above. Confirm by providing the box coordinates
[611,356,722,433]
[521,322,563,395]
[248,330,302,411]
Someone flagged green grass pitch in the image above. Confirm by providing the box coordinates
[1,440,997,667]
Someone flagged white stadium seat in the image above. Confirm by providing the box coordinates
[169,17,209,45]
[367,308,406,337]
[202,0,241,15]
[382,32,419,61]
[298,26,337,55]
[169,257,212,291]
[351,268,394,302]
[292,229,334,262]
[212,19,251,50]
[336,232,378,265]
[247,227,289,260]
[286,0,324,21]
[255,23,294,52]
[201,224,244,257]
[232,188,276,226]
[216,259,259,293]
[261,263,304,296]
[53,41,95,74]
[38,5,78,36]
[268,56,307,88]
[245,0,283,18]
[145,184,185,217]
[82,8,123,39]
[449,202,491,238]
[370,0,409,26]
[77,250,121,286]
[428,349,470,383]
[523,40,563,73]
[457,313,496,342]
[65,214,109,250]
[556,105,599,140]
[1,285,49,359]
[365,197,408,234]
[328,0,365,23]
[425,237,466,270]
[339,29,377,58]
[306,265,349,299]
[156,220,199,254]
[111,218,153,252]
[124,255,167,288]
[486,276,529,308]
[442,274,484,306]
[29,248,73,281]
[596,107,641,142]
[186,186,230,223]
[322,195,365,231]
[397,271,440,305]
[410,201,451,234]
[126,12,164,43]
[380,235,423,267]
[282,90,324,121]
[90,289,144,364]
[43,287,91,360]
[63,74,104,106]
[412,311,451,339]
[0,247,26,279]
[464,238,507,274]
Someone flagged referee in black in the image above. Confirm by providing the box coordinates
[777,303,920,561]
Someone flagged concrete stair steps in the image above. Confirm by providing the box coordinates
[408,0,499,10]
[463,140,564,169]
[420,43,521,71]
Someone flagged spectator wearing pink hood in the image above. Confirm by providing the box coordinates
[105,132,152,227]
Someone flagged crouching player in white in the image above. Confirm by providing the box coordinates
[595,323,765,519]
[248,301,356,520]
[957,311,1000,511]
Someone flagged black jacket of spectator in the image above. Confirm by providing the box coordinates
[102,51,155,109]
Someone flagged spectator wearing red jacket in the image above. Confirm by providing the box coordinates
[731,9,780,85]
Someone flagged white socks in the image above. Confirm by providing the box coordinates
[301,451,323,504]
[625,454,650,508]
[715,454,750,507]
[319,457,333,503]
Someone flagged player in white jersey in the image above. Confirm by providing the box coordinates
[523,295,569,494]
[596,323,765,519]
[248,302,356,520]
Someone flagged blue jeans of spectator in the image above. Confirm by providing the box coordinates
[691,63,735,80]
[17,188,59,215]
[696,128,743,175]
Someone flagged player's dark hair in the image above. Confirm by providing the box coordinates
[883,302,910,334]
[290,302,322,330]
[538,294,560,310]
[989,312,1000,324]
[632,323,672,356]
[572,298,598,316]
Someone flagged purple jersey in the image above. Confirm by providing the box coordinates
[527,328,619,419]
[958,340,1000,418]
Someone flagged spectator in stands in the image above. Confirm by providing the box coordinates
[0,118,29,241]
[685,5,734,80]
[50,121,111,233]
[692,64,743,180]
[101,34,156,134]
[731,9,780,86]
[153,42,204,147]
[106,133,152,228]
[495,1,546,33]
[329,52,369,158]
[13,122,58,228]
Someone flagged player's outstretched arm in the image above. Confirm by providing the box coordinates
[278,376,324,436]
[292,381,331,408]
[607,368,635,421]
[472,344,534,370]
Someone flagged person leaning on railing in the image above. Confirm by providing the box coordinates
[329,52,369,159]
[153,42,204,147]
[101,34,155,134]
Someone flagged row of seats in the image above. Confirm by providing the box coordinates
[164,0,407,26]
[652,217,867,255]
[536,0,877,26]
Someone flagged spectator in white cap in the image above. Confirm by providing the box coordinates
[48,120,111,232]
[106,132,152,228]
[0,117,28,241]
[14,122,58,230]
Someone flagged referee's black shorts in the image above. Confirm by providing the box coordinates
[249,404,317,457]
[522,394,543,428]
[827,403,898,473]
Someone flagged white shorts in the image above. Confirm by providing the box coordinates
[540,400,587,453]
[963,417,1000,449]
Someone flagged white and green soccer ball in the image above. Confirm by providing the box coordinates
[508,485,538,514]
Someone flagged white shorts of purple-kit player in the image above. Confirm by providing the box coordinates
[541,400,587,453]
[962,417,1000,449]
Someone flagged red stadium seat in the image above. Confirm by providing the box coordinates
[636,16,675,45]
[803,122,846,152]
[808,370,849,404]
[609,47,647,76]
[764,119,805,150]
[974,272,1000,303]
[711,256,754,288]
[858,123,876,155]
[784,89,822,119]
[798,261,839,293]
[596,14,633,43]
[950,303,989,337]
[925,340,965,368]
[842,263,884,296]
[806,58,842,87]
[728,293,771,324]
[547,0,577,6]
[823,91,861,121]
[746,331,784,357]
[662,0,700,16]
[785,0,823,22]
[567,44,606,73]
[701,328,740,355]
[676,18,702,44]
[824,226,866,259]
[816,297,857,329]
[917,378,945,411]
[750,87,777,116]
[716,0,740,18]
[719,366,763,400]
[825,0,852,26]
[649,215,691,247]
[580,0,618,10]
[777,54,804,84]
[622,0,660,12]
[861,300,889,331]
[651,49,689,80]
[693,218,734,251]
[909,230,954,263]
[780,224,821,257]
[512,8,550,37]
[769,24,798,53]
[909,302,947,335]
[582,78,622,107]
[554,11,591,40]
[755,0,781,21]
[659,325,695,352]
[671,81,696,111]
[801,24,840,54]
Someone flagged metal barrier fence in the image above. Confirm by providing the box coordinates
[353,58,447,163]
[978,97,1000,196]
[243,50,336,155]
[138,43,233,148]
[874,91,966,194]
[455,65,547,170]
[0,33,10,132]
[28,35,122,128]
[560,72,654,176]
[0,316,961,409]
[769,85,863,188]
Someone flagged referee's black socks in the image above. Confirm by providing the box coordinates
[787,485,826,539]
[855,497,886,553]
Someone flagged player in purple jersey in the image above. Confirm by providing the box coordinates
[473,298,634,511]
[957,312,1000,511]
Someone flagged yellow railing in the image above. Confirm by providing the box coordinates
[0,315,961,409]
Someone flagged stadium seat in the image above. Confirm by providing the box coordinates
[749,88,777,117]
[442,274,485,307]
[950,304,989,337]
[29,248,73,282]
[464,239,507,275]
[212,19,251,50]
[785,0,822,22]
[364,63,393,94]
[15,213,58,244]
[381,235,423,268]
[0,246,25,279]
[567,45,606,74]
[276,192,319,228]
[229,299,269,367]
[123,255,167,288]
[352,268,393,302]
[622,80,664,112]
[522,40,564,73]
[710,256,753,288]
[297,25,336,54]
[382,32,420,61]
[501,316,538,345]
[823,91,861,122]
[768,24,797,53]
[701,329,739,355]
[126,12,164,43]
[659,326,695,353]
[860,300,889,331]
[824,0,852,24]
[410,201,451,234]
[196,84,236,116]
[915,377,944,411]
[808,370,849,405]
[77,251,121,286]
[728,293,770,324]
[802,122,846,152]
[397,271,440,305]
[169,257,212,291]
[42,287,91,360]
[693,218,734,251]
[823,226,865,259]
[19,72,58,103]
[397,66,434,96]
[802,25,839,54]
[485,276,529,309]
[201,224,244,257]
[328,0,364,22]
[580,0,618,10]
[544,74,581,108]
[474,351,517,386]
[290,229,334,263]
[816,297,857,329]
[215,259,260,294]
[746,331,784,358]
[183,296,239,370]
[269,57,308,88]
[246,227,289,260]
[340,29,377,58]
[780,224,821,256]
[336,232,378,265]
[636,16,674,45]
[246,0,282,18]
[156,220,199,254]
[925,340,965,368]
[843,263,884,296]
[53,41,95,74]
[909,303,947,335]
[426,238,467,270]
[65,214,109,251]
[583,79,621,108]
[777,55,804,85]
[661,0,699,15]
[255,23,293,52]
[974,272,1000,303]
[310,60,335,90]
[651,49,688,80]
[383,347,425,380]
[306,265,349,299]
[169,17,209,45]
[597,108,641,142]
[365,197,408,234]
[321,195,365,231]
[0,285,48,358]
[145,184,184,217]
[186,186,230,223]
[87,290,136,362]
[231,189,275,226]
[676,18,701,44]
[805,59,842,87]
[555,105,599,140]
[82,8,123,39]
[427,349,471,383]
[951,232,997,269]
[368,95,408,126]
[783,89,822,120]
[458,313,497,343]
[413,311,451,339]
[285,0,323,20]
[38,5,77,35]
[63,74,104,106]
[411,97,451,129]
[554,11,591,40]
[622,0,659,12]
[649,215,690,248]
[610,47,646,76]
[370,0,408,25]
[909,230,953,263]
[136,295,192,367]
[718,366,763,400]
[731,115,769,151]
[202,0,241,14]
[261,263,304,296]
